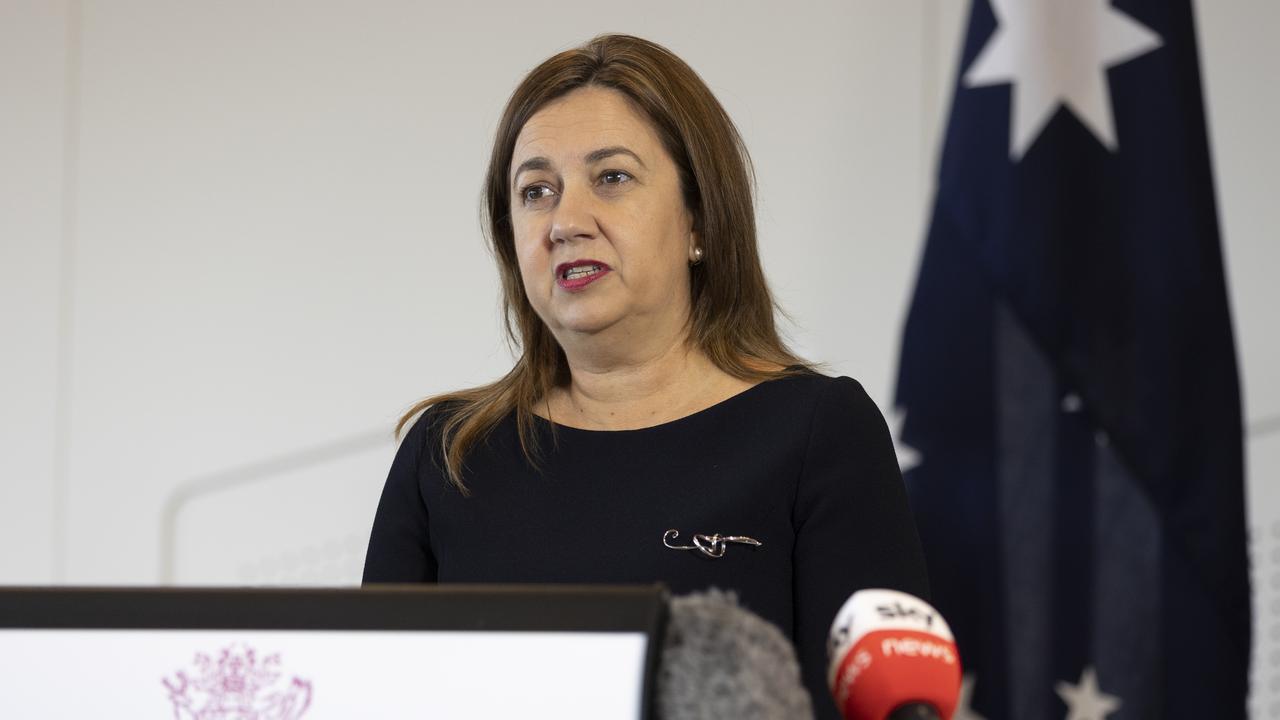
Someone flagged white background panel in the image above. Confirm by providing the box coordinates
[54,0,935,583]
[0,0,1277,714]
[0,629,646,718]
[1196,1,1280,714]
[1199,0,1280,424]
[170,437,391,586]
[0,0,70,583]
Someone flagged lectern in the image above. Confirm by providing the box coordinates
[0,584,668,719]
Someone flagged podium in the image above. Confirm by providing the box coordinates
[0,584,668,718]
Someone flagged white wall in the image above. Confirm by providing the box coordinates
[2,0,1277,711]
[1,0,68,582]
[1197,3,1280,717]
[2,0,952,586]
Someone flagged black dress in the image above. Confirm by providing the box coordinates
[363,369,930,719]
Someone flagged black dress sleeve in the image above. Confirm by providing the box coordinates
[362,409,439,584]
[792,376,931,719]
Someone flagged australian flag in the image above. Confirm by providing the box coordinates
[895,1,1250,718]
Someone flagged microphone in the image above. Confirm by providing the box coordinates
[826,589,961,720]
[656,589,814,720]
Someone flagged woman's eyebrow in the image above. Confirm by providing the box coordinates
[511,157,552,189]
[511,147,648,189]
[583,146,647,169]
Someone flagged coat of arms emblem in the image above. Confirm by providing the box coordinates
[162,643,312,719]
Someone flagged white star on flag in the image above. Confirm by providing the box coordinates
[890,406,921,473]
[963,0,1163,159]
[1056,665,1122,720]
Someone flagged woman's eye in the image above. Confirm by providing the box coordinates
[522,185,554,204]
[600,170,633,185]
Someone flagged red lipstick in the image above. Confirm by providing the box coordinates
[555,259,612,291]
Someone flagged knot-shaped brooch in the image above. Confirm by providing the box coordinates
[663,529,762,559]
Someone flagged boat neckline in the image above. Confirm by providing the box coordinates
[528,372,806,435]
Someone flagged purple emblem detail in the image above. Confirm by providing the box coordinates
[162,643,312,719]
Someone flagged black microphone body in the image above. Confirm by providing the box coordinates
[887,702,944,720]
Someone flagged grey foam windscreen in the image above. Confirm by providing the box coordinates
[655,589,815,720]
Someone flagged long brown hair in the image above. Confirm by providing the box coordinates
[400,33,814,493]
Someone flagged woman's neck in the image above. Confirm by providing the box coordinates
[542,338,753,431]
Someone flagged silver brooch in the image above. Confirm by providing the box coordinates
[663,529,762,559]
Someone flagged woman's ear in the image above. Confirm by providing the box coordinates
[688,231,704,266]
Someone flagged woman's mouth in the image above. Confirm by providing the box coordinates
[555,261,611,291]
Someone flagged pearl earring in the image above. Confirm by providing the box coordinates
[690,247,704,266]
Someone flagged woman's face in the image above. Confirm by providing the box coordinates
[509,86,697,345]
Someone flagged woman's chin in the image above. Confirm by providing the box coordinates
[554,313,622,338]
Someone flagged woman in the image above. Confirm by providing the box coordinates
[363,34,929,718]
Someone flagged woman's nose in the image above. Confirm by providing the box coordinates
[549,183,598,245]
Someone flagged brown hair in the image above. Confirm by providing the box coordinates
[399,33,814,493]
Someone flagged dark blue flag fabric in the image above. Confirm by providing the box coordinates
[895,1,1250,718]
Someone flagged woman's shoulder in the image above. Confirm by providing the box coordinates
[396,398,466,454]
[755,367,887,435]
[766,365,876,405]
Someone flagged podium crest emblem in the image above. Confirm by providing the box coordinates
[162,643,312,719]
